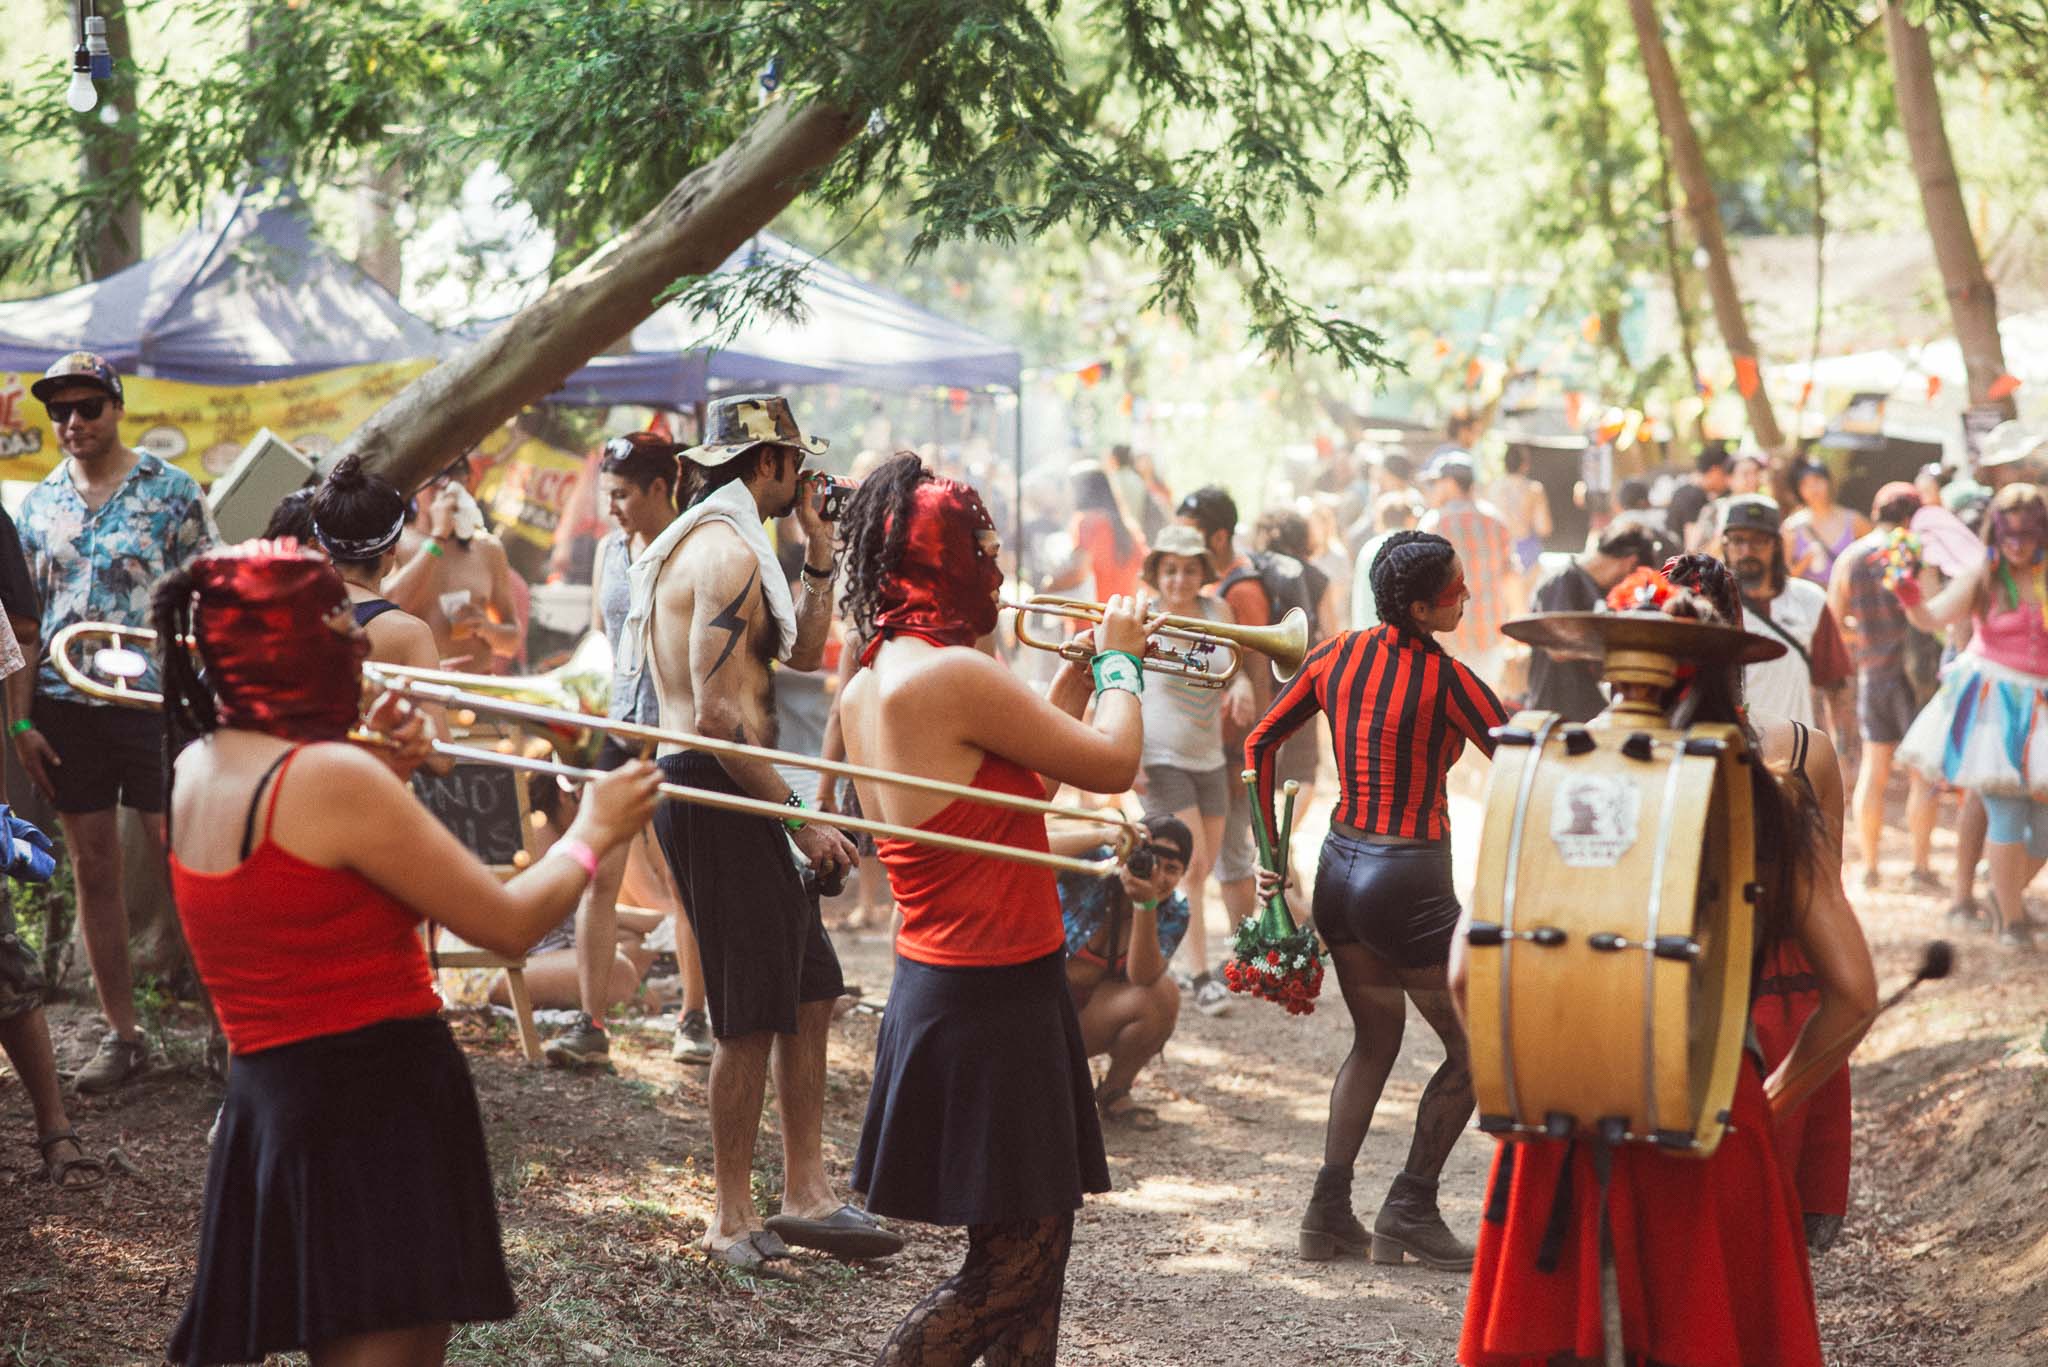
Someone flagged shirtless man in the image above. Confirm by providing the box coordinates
[386,459,522,672]
[629,394,900,1273]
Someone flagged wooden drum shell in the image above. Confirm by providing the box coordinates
[1466,711,1756,1157]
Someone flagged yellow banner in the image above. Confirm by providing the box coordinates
[474,430,590,550]
[0,359,434,485]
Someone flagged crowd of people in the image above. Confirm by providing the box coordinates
[1,344,2037,1365]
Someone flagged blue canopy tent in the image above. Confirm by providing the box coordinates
[0,188,445,382]
[542,232,1022,406]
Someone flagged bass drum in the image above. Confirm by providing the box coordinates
[1465,711,1756,1157]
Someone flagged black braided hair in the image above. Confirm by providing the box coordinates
[151,563,218,761]
[1658,551,1816,961]
[1369,529,1456,634]
[838,451,930,644]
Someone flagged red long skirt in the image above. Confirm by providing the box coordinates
[1458,1059,1822,1367]
[1750,941,1851,1218]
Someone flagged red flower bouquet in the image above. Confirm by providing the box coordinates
[1225,774,1325,1015]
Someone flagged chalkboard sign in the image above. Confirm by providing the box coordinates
[413,763,531,868]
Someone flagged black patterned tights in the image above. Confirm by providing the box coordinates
[874,1214,1075,1366]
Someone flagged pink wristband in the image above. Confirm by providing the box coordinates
[551,837,599,881]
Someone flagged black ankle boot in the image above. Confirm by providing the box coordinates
[1371,1170,1474,1270]
[1299,1164,1370,1261]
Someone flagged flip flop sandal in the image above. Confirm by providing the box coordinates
[33,1130,108,1191]
[1096,1087,1161,1132]
[706,1229,795,1279]
[765,1204,906,1258]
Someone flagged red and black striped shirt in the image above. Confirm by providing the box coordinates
[1247,624,1508,841]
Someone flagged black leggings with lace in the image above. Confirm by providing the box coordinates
[875,1214,1075,1366]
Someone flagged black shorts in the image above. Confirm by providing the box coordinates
[1311,828,1460,968]
[651,751,843,1039]
[1858,666,1919,746]
[33,694,164,814]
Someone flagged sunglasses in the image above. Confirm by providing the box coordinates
[46,397,108,424]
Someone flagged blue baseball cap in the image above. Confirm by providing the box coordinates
[32,351,124,405]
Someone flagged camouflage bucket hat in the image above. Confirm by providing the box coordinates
[681,393,829,467]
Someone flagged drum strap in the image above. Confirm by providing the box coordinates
[1484,1144,1516,1225]
[1533,1140,1577,1273]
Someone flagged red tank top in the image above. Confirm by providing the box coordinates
[878,752,1065,967]
[169,747,441,1054]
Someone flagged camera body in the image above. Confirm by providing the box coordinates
[1125,846,1157,880]
[816,475,855,522]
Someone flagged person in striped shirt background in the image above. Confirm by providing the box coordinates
[1247,529,1508,1271]
[1418,453,1518,691]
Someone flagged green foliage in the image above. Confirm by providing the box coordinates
[0,0,1550,374]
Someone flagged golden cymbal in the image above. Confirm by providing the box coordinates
[1503,611,1787,667]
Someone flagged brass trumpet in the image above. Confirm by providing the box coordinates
[51,621,1135,877]
[1007,594,1308,688]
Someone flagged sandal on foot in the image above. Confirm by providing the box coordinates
[1096,1086,1161,1132]
[706,1229,794,1278]
[765,1204,905,1258]
[33,1130,107,1191]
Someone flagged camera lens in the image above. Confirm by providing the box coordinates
[1127,848,1156,879]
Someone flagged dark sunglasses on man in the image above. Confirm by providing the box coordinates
[45,397,109,425]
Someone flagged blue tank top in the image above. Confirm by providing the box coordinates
[600,531,660,724]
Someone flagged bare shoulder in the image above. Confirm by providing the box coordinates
[372,610,438,664]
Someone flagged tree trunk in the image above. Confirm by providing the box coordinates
[80,0,142,278]
[1654,128,1705,440]
[345,100,862,493]
[1626,0,1783,451]
[354,162,405,297]
[1884,4,2012,417]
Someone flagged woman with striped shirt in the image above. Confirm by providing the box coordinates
[1247,529,1508,1269]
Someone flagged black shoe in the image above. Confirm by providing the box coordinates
[1370,1171,1474,1270]
[1298,1164,1370,1261]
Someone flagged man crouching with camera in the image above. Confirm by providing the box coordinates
[1055,814,1194,1131]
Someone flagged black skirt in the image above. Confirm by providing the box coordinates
[168,1015,516,1365]
[853,950,1110,1227]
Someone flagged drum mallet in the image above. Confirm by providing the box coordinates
[1771,940,1952,1104]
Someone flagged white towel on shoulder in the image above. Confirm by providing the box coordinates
[618,479,796,710]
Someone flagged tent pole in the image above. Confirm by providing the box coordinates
[1011,387,1024,585]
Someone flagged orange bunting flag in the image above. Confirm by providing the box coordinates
[1988,373,2023,401]
[1079,364,1104,389]
[1465,357,1485,386]
[1798,381,1814,408]
[1733,355,1761,399]
[1925,375,1943,403]
[948,388,970,413]
[1433,337,1452,358]
[1581,314,1602,343]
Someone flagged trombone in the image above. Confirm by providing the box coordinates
[51,622,1136,877]
[1007,594,1308,688]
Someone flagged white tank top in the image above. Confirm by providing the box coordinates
[1140,597,1228,771]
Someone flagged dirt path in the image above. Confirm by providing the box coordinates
[3,778,2042,1365]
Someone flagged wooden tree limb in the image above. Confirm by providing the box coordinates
[344,99,863,493]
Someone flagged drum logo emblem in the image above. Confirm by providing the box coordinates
[1549,774,1641,867]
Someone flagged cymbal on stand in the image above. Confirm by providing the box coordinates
[1502,612,1787,667]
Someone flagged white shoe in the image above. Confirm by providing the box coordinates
[1194,978,1232,1016]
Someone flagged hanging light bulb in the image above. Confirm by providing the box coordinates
[66,43,97,113]
[98,102,119,126]
[85,15,112,80]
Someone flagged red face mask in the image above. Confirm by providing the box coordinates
[860,477,1005,664]
[189,539,369,742]
[1430,572,1467,608]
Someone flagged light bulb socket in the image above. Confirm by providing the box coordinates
[71,42,91,74]
[85,16,113,79]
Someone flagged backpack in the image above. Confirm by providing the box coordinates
[1220,550,1320,639]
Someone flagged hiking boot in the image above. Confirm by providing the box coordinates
[74,1032,148,1095]
[1193,976,1232,1017]
[1298,1164,1370,1261]
[671,1009,714,1065]
[1370,1171,1474,1270]
[542,1013,611,1070]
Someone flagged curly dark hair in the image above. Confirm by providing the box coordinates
[151,563,218,766]
[262,487,316,542]
[1658,551,1817,962]
[838,451,931,644]
[1369,530,1456,633]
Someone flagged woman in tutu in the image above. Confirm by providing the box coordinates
[1895,482,2048,946]
[158,540,658,1366]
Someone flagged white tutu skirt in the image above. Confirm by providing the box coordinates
[1897,653,2048,798]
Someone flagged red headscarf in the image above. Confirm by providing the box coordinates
[188,539,368,741]
[859,476,1005,665]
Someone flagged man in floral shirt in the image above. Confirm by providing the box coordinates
[12,353,215,1093]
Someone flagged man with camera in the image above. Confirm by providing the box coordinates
[1057,814,1196,1130]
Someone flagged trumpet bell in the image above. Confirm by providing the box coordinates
[93,644,150,682]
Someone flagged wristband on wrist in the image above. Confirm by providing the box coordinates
[801,559,835,582]
[8,718,32,737]
[423,538,444,558]
[1090,649,1144,696]
[783,792,808,832]
[550,837,599,882]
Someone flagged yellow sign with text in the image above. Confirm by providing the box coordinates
[0,359,434,485]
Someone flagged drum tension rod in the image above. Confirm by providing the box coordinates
[1466,922,1568,948]
[1585,932,1702,961]
[1490,725,1538,746]
[1565,727,1596,755]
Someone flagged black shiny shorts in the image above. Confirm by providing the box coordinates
[1311,829,1461,968]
